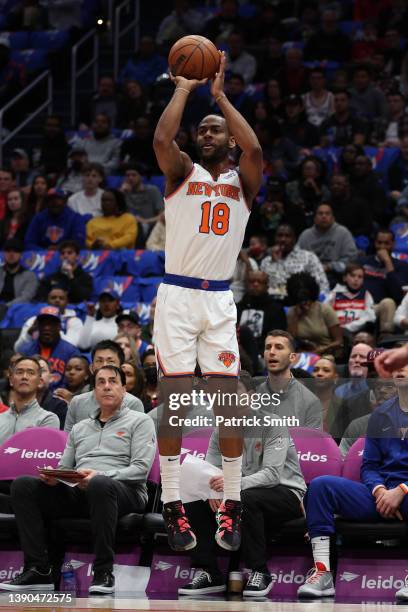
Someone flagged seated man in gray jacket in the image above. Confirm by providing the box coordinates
[256,330,323,429]
[0,239,38,320]
[179,371,306,598]
[0,365,156,595]
[64,339,144,432]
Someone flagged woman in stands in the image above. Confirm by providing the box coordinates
[54,355,90,404]
[287,272,343,359]
[121,360,147,405]
[114,332,141,367]
[285,156,330,222]
[0,188,29,245]
[85,188,137,249]
[311,355,343,435]
[338,143,365,177]
[141,348,159,412]
[26,175,49,215]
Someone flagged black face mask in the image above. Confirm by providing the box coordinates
[144,365,157,385]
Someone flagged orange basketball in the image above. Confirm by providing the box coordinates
[168,35,220,80]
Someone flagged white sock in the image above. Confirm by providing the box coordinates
[311,536,330,571]
[222,455,242,502]
[159,455,181,504]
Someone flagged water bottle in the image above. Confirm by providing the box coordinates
[61,562,77,593]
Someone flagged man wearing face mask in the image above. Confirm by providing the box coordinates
[59,145,89,195]
[142,349,159,412]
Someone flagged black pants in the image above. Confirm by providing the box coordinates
[185,486,302,575]
[11,475,145,573]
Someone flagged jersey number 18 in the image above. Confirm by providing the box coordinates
[199,201,230,236]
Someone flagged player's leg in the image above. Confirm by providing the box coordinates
[155,284,198,551]
[199,290,243,552]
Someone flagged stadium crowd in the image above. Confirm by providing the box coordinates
[2,0,408,602]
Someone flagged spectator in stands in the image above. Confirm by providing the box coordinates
[142,349,159,412]
[394,290,408,332]
[287,272,343,358]
[1,365,155,595]
[86,188,137,249]
[146,212,166,251]
[358,228,408,334]
[349,64,388,120]
[297,363,408,601]
[0,188,29,244]
[336,341,372,399]
[374,91,407,146]
[261,79,284,120]
[297,203,358,280]
[388,135,408,195]
[329,262,376,335]
[0,35,25,112]
[225,31,256,85]
[15,285,83,352]
[237,271,287,355]
[120,116,159,176]
[244,235,269,268]
[80,75,121,129]
[116,312,152,361]
[303,68,334,127]
[0,168,15,221]
[329,174,372,236]
[0,239,38,319]
[304,9,351,62]
[10,149,35,188]
[156,0,203,49]
[259,119,299,176]
[54,355,91,405]
[320,90,369,147]
[24,189,86,250]
[285,157,330,220]
[311,355,342,434]
[223,74,254,121]
[141,297,156,344]
[353,331,375,347]
[279,47,308,96]
[118,79,147,129]
[78,290,120,351]
[58,145,88,195]
[349,155,387,225]
[383,28,405,76]
[67,163,104,218]
[36,240,93,304]
[38,115,69,176]
[281,95,320,148]
[18,306,80,389]
[64,339,144,432]
[79,113,120,176]
[26,175,49,216]
[114,333,141,367]
[0,352,23,407]
[0,356,59,446]
[120,164,163,245]
[261,224,329,300]
[203,0,245,44]
[256,330,322,428]
[120,36,167,87]
[34,356,67,429]
[121,361,147,404]
[180,371,305,598]
[338,144,365,178]
[255,41,283,83]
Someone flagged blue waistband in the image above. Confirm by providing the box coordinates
[163,273,230,291]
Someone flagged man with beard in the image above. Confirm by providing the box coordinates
[79,113,121,175]
[153,51,263,553]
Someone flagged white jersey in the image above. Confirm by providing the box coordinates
[164,163,250,280]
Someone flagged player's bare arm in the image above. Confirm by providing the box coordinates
[211,52,263,204]
[153,73,207,194]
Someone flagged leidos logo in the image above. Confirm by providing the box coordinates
[180,447,205,460]
[154,561,201,580]
[155,561,173,572]
[0,565,24,580]
[2,447,63,460]
[269,569,307,585]
[340,571,360,582]
[360,573,408,590]
[297,451,327,462]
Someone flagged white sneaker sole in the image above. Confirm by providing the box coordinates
[243,581,274,597]
[298,586,335,598]
[396,590,408,601]
[88,585,115,594]
[178,585,226,595]
[0,583,54,591]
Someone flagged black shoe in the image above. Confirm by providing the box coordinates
[243,571,273,597]
[88,570,115,594]
[215,499,242,551]
[162,500,197,551]
[0,567,54,591]
[178,571,226,595]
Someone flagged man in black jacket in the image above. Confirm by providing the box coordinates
[36,240,93,304]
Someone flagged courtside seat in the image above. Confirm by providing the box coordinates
[335,518,408,540]
[0,513,17,541]
[54,513,145,545]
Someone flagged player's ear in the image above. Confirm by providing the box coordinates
[228,135,236,149]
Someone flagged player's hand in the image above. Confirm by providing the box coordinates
[375,344,408,378]
[169,73,207,92]
[77,469,98,490]
[209,475,224,492]
[210,51,226,100]
[208,498,221,512]
[375,486,405,519]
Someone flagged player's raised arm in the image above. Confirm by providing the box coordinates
[211,52,263,203]
[153,74,206,185]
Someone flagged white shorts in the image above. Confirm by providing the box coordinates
[154,283,239,377]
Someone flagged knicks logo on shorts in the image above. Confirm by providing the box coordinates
[218,351,236,368]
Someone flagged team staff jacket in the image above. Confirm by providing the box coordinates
[0,398,59,445]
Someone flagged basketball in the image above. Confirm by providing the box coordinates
[168,35,220,80]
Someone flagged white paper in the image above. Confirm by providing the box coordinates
[180,454,223,503]
[55,478,79,487]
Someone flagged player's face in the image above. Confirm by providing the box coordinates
[196,117,233,164]
[264,336,294,375]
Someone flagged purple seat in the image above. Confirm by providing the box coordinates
[342,437,365,482]
[290,427,343,484]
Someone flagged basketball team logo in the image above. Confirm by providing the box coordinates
[46,226,64,243]
[218,351,236,368]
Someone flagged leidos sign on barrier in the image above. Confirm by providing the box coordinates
[147,553,228,594]
[336,557,408,600]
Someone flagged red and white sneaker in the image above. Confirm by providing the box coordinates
[215,499,242,551]
[162,500,196,551]
[297,563,335,598]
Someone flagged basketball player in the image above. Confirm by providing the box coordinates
[153,51,263,553]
